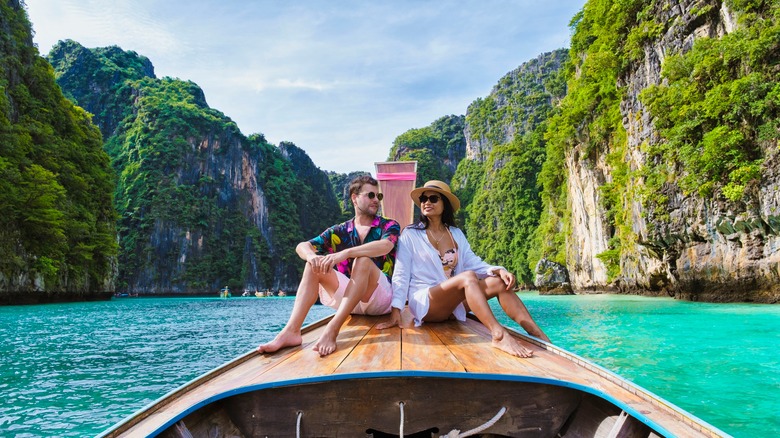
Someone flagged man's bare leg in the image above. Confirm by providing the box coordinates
[257,264,338,353]
[313,257,380,356]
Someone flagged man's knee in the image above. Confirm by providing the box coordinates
[351,257,376,275]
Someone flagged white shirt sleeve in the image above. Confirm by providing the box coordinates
[391,230,413,310]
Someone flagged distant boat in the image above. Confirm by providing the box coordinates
[97,309,727,438]
[219,287,231,298]
[277,289,287,297]
[255,290,265,298]
[241,290,251,297]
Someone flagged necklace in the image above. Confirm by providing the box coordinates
[428,228,446,246]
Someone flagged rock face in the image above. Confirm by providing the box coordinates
[562,0,780,302]
[48,41,341,294]
[534,259,573,295]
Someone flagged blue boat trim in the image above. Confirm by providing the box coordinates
[142,371,676,438]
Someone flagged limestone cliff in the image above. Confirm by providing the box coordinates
[547,0,780,302]
[48,41,340,293]
[387,115,466,185]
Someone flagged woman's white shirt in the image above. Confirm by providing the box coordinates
[391,226,504,325]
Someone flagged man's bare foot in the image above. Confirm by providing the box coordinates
[257,329,302,354]
[312,328,338,356]
[491,330,533,358]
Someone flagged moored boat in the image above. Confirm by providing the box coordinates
[98,309,728,438]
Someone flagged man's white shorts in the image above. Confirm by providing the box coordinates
[318,270,392,315]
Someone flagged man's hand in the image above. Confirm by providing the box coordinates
[376,308,401,330]
[307,251,349,274]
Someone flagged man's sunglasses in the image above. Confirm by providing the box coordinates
[419,194,441,204]
[360,192,384,201]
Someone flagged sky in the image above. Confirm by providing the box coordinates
[26,0,585,174]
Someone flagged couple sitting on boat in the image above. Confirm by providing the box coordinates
[257,175,550,358]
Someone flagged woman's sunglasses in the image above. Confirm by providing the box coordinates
[419,194,441,204]
[360,192,384,201]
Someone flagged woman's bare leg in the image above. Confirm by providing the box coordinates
[482,277,551,342]
[427,272,533,357]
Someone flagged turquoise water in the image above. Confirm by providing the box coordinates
[0,295,777,437]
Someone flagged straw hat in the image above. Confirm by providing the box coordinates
[410,180,461,212]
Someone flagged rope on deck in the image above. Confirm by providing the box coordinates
[296,411,303,438]
[440,406,507,438]
[399,401,405,437]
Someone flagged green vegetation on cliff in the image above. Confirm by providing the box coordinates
[279,141,343,238]
[0,2,116,295]
[388,115,466,185]
[532,1,641,276]
[455,50,568,284]
[641,1,779,203]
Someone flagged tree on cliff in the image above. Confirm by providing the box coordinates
[0,1,117,300]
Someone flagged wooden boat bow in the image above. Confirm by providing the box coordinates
[100,309,728,438]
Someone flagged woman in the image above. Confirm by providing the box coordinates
[378,180,550,357]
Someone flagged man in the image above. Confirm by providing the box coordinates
[257,175,400,356]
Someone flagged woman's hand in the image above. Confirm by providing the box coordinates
[376,308,401,330]
[496,269,516,290]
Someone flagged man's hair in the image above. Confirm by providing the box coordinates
[348,175,379,196]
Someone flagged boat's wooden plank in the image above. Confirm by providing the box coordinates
[247,314,375,384]
[430,318,554,378]
[110,311,725,438]
[459,318,595,382]
[335,318,401,373]
[399,310,466,372]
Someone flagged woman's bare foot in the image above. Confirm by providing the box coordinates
[257,329,302,354]
[312,328,338,356]
[491,330,533,358]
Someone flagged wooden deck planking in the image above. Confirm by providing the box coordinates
[249,315,375,383]
[398,310,466,372]
[335,317,402,373]
[431,318,552,377]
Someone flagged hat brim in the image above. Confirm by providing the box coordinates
[410,187,461,212]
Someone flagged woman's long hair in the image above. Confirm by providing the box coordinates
[410,195,456,230]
